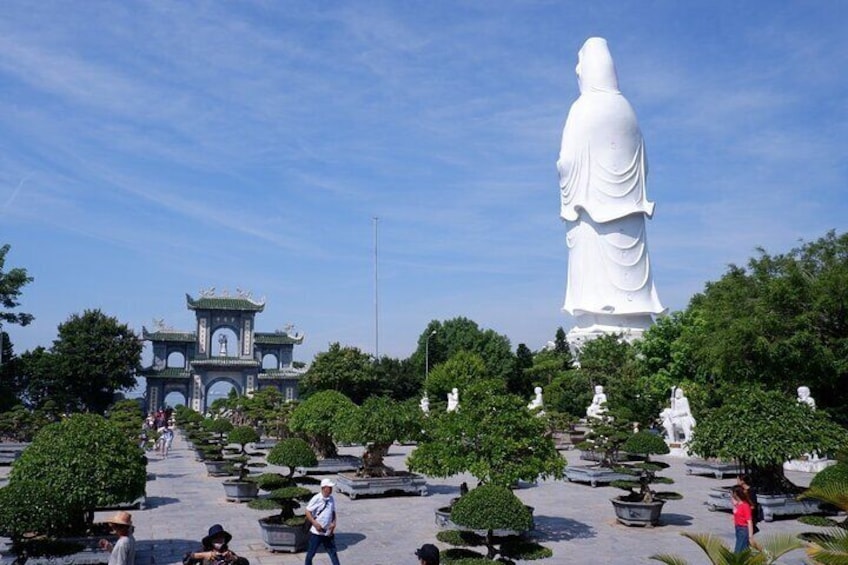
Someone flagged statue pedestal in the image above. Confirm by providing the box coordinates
[664,442,691,458]
[783,457,836,473]
[566,314,656,353]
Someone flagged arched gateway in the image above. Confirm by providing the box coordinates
[141,292,304,414]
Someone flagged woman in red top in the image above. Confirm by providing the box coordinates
[731,485,755,552]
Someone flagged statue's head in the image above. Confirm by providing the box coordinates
[452,387,458,394]
[576,37,619,95]
[674,388,684,399]
[594,385,604,394]
[534,386,542,395]
[798,386,810,399]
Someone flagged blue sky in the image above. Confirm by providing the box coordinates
[2,1,846,367]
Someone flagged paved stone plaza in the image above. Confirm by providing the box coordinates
[3,432,823,564]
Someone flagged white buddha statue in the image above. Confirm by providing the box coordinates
[446,388,459,412]
[660,387,696,443]
[797,386,816,410]
[528,386,544,411]
[586,385,608,419]
[557,37,665,344]
[419,394,430,414]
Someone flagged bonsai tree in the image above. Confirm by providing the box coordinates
[444,484,536,562]
[0,413,146,537]
[611,431,679,504]
[688,387,848,494]
[107,399,145,447]
[576,406,636,467]
[226,426,261,482]
[289,390,355,458]
[335,396,420,477]
[250,438,317,525]
[198,417,234,461]
[651,532,804,565]
[408,379,564,487]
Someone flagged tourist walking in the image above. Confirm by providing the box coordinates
[305,478,341,565]
[731,485,756,553]
[737,474,761,533]
[99,511,136,565]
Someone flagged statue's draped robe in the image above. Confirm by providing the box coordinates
[557,37,665,322]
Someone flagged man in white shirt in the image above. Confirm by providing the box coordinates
[305,478,341,565]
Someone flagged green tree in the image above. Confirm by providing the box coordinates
[289,390,355,458]
[372,356,421,401]
[49,310,142,414]
[689,386,848,493]
[678,231,848,422]
[335,396,420,476]
[408,380,564,487]
[0,244,33,328]
[300,342,377,404]
[509,343,535,396]
[410,318,515,383]
[424,350,487,402]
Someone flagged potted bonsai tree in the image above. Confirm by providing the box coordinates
[609,431,681,526]
[332,396,426,499]
[438,484,551,563]
[289,390,360,473]
[222,425,261,502]
[567,406,640,487]
[408,379,563,536]
[201,417,234,476]
[0,414,146,560]
[692,387,848,522]
[252,438,318,552]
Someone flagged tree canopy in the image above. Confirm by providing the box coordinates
[0,244,33,328]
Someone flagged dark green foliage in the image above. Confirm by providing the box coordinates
[810,462,848,490]
[500,537,553,560]
[437,530,486,546]
[289,390,355,458]
[798,515,839,527]
[622,431,670,457]
[0,244,33,327]
[254,472,289,490]
[0,479,76,540]
[408,381,564,487]
[442,549,488,564]
[246,498,279,511]
[688,386,848,493]
[5,414,146,536]
[451,485,532,533]
[256,438,318,521]
[0,404,54,441]
[204,417,234,437]
[425,350,487,402]
[577,406,636,468]
[334,396,420,475]
[267,437,318,477]
[227,426,260,481]
[609,431,678,504]
[48,310,142,414]
[108,399,144,445]
[299,342,377,404]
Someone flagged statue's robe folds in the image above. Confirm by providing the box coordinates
[557,37,665,323]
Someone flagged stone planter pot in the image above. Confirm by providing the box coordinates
[204,460,232,477]
[258,517,310,553]
[565,465,633,487]
[610,497,665,527]
[685,459,740,479]
[434,505,535,536]
[222,480,258,502]
[334,472,427,500]
[706,486,825,521]
[296,456,361,475]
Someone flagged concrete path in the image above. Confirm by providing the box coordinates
[7,431,826,564]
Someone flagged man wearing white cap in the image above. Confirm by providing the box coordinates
[304,478,341,565]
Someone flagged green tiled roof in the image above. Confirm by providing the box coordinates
[259,368,306,378]
[191,357,260,368]
[254,332,304,345]
[142,327,196,342]
[140,367,192,379]
[186,293,265,312]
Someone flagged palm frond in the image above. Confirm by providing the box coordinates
[649,553,690,565]
[681,532,734,564]
[806,527,848,565]
[801,483,848,512]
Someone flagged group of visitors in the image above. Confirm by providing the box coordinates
[139,408,175,457]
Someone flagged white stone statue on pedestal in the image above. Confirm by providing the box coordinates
[786,385,833,472]
[660,387,696,444]
[447,388,459,412]
[218,334,228,356]
[528,386,544,412]
[586,385,608,419]
[557,37,665,349]
[420,394,430,414]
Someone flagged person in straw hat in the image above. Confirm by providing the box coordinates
[99,511,135,565]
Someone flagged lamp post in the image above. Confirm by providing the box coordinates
[425,330,437,381]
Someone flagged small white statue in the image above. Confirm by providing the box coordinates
[797,386,816,410]
[218,334,228,356]
[420,394,430,414]
[528,386,544,410]
[660,387,696,443]
[586,385,608,419]
[447,388,459,412]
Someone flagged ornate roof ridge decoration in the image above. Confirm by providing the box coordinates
[140,367,192,377]
[186,290,266,312]
[254,331,305,345]
[141,326,196,342]
[190,358,261,368]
